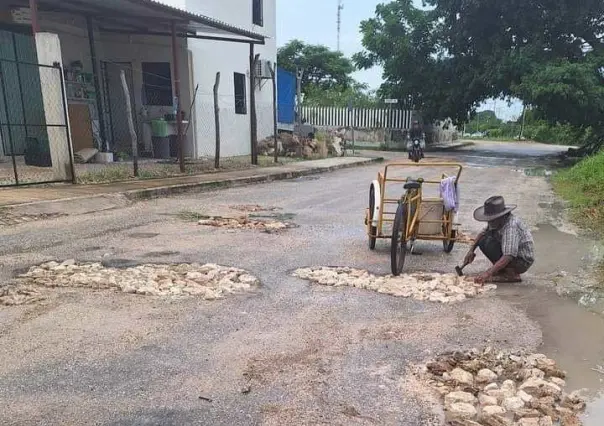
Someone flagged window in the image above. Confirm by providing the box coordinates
[233,72,247,115]
[142,62,173,106]
[252,0,263,26]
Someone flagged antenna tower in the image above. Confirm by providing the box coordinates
[337,0,343,52]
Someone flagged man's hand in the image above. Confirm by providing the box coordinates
[474,271,491,285]
[463,251,476,266]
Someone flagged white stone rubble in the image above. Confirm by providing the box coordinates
[292,267,496,304]
[1,260,260,306]
[197,215,292,233]
[420,348,586,425]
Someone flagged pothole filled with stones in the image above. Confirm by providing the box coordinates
[293,267,495,303]
[417,348,585,425]
[178,205,296,233]
[196,215,296,233]
[0,260,260,306]
[229,204,281,213]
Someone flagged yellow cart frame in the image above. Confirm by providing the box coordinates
[364,162,463,275]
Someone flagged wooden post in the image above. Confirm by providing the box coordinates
[519,103,526,141]
[268,62,278,163]
[213,72,221,169]
[120,69,138,177]
[86,16,108,151]
[249,44,260,165]
[171,21,184,173]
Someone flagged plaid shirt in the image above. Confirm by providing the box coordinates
[485,214,535,264]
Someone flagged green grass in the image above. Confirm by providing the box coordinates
[552,151,604,234]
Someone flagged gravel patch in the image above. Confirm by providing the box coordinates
[293,267,496,303]
[0,260,260,306]
[415,348,586,425]
[197,216,295,233]
[229,204,281,212]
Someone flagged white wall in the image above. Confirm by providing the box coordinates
[159,0,277,157]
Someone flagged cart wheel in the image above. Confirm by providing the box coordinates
[391,203,408,276]
[443,229,456,253]
[368,185,378,250]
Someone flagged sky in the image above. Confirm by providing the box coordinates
[276,0,523,121]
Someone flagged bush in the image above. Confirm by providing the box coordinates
[553,151,604,233]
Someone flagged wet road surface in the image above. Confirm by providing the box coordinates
[0,140,602,425]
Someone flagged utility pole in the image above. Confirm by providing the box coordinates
[519,103,527,141]
[296,66,304,128]
[337,0,344,52]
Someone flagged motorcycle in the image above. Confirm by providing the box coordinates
[409,139,424,163]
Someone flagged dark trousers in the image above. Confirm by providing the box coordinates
[477,232,531,274]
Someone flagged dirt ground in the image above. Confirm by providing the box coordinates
[0,141,602,425]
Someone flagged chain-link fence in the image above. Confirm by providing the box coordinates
[68,59,290,184]
[0,58,74,186]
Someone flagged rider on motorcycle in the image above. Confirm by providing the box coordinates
[407,120,426,159]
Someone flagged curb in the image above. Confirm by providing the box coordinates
[123,157,384,201]
[3,157,383,216]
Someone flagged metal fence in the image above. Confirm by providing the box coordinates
[300,105,414,129]
[0,58,74,187]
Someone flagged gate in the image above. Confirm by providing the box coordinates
[0,57,75,187]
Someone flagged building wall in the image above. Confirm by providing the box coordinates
[37,13,193,156]
[159,0,277,157]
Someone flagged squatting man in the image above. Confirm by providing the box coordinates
[463,196,535,285]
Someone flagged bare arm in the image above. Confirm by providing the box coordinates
[486,255,513,277]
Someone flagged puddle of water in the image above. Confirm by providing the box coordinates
[497,286,604,425]
[494,222,604,423]
[531,223,586,275]
[521,167,553,177]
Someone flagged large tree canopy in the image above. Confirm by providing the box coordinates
[277,40,356,93]
[355,0,604,149]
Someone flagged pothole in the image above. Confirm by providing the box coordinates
[293,267,495,303]
[197,216,295,233]
[416,348,586,425]
[0,260,259,306]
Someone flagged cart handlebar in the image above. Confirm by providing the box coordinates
[382,162,462,185]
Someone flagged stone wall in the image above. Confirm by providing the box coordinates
[313,118,459,147]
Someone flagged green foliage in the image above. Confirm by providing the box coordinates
[303,82,380,108]
[355,0,604,150]
[277,40,355,94]
[554,151,604,233]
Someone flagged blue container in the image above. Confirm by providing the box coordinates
[277,67,296,125]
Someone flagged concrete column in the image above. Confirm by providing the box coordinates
[34,32,73,181]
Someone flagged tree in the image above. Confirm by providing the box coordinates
[277,40,355,93]
[355,0,604,152]
[303,81,380,108]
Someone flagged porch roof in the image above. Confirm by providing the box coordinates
[7,0,266,43]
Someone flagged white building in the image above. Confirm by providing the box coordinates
[0,0,276,174]
[160,0,277,157]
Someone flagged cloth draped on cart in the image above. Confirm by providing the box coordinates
[440,176,459,212]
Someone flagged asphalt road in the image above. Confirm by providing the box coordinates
[0,141,575,425]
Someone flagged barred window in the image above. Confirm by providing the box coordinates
[142,62,172,106]
[233,72,247,115]
[252,0,263,26]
